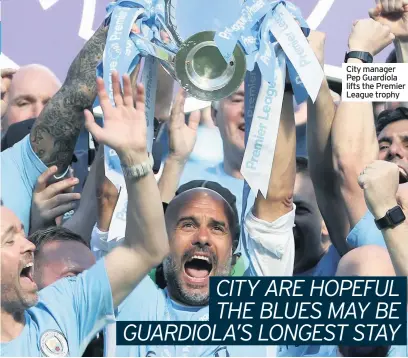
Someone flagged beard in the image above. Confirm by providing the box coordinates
[1,282,38,315]
[163,249,232,306]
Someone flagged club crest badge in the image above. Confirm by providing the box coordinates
[40,330,69,357]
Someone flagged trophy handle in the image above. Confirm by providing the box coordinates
[164,0,183,46]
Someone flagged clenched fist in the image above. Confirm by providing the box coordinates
[370,0,408,40]
[358,160,400,219]
[349,18,395,55]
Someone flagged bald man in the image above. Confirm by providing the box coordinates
[1,64,61,133]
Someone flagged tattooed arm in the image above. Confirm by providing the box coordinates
[30,25,107,174]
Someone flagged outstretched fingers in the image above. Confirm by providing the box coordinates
[96,77,112,114]
[84,109,105,143]
[134,83,145,113]
[170,89,186,129]
[122,74,134,107]
[112,71,124,107]
[188,110,201,132]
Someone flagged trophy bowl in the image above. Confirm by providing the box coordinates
[175,31,246,101]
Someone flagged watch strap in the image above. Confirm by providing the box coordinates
[345,51,373,64]
[375,215,392,230]
[121,154,154,180]
[375,206,406,230]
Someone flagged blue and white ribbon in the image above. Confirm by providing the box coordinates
[96,0,180,241]
[97,0,178,187]
[215,0,324,200]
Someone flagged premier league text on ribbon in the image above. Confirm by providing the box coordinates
[116,277,407,346]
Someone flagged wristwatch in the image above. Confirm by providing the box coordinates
[121,154,154,180]
[344,51,373,64]
[374,206,406,230]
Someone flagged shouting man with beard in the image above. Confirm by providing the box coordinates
[0,72,169,356]
[109,89,297,357]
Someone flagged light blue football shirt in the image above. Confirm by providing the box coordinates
[0,259,114,357]
[114,276,268,357]
[111,207,297,357]
[1,135,47,234]
[346,210,387,248]
[279,210,400,358]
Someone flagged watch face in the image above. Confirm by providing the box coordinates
[389,207,406,224]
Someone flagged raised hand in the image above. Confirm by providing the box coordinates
[308,31,326,68]
[167,89,200,164]
[369,0,408,40]
[30,166,81,233]
[349,18,395,56]
[84,71,147,162]
[358,160,400,219]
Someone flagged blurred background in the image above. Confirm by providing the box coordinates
[1,0,392,80]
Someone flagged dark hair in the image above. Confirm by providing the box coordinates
[338,345,391,357]
[29,226,88,257]
[376,107,408,135]
[155,264,167,289]
[296,156,309,175]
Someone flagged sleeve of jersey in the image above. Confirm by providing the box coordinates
[346,210,387,248]
[0,135,47,231]
[12,134,47,190]
[39,258,115,355]
[90,225,123,260]
[242,205,296,277]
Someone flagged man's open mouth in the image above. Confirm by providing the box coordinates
[20,262,35,283]
[399,168,408,184]
[184,254,213,280]
[238,123,245,132]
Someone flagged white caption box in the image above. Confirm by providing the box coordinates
[342,63,408,102]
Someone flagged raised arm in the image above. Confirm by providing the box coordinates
[358,161,408,277]
[253,91,296,222]
[331,19,394,228]
[30,25,107,175]
[158,90,200,203]
[63,145,103,242]
[369,0,408,106]
[85,72,169,307]
[243,89,296,278]
[306,31,350,255]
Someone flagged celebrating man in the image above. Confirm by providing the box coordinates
[1,24,108,234]
[106,81,297,356]
[315,0,407,253]
[0,73,169,356]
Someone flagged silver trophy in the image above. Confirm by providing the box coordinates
[159,0,246,101]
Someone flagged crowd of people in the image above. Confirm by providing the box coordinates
[1,0,408,356]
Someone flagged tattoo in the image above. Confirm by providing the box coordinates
[30,25,108,172]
